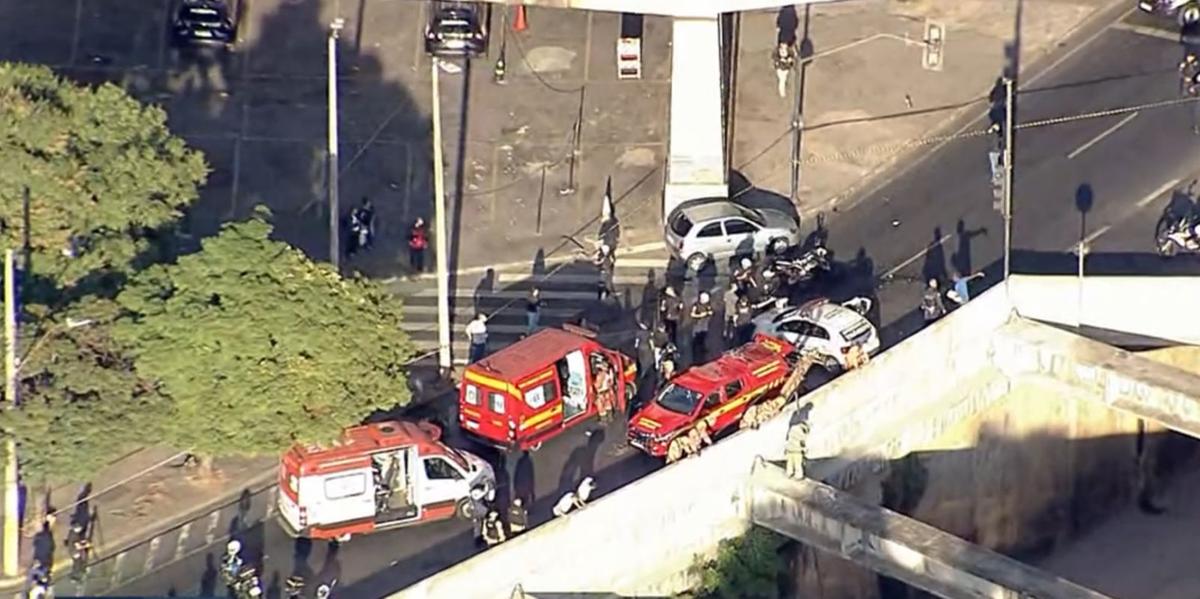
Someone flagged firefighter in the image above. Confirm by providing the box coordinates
[507,498,529,535]
[785,415,811,479]
[481,510,507,547]
[592,356,616,422]
[690,291,714,362]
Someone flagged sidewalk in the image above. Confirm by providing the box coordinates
[3,448,275,593]
[731,0,1122,218]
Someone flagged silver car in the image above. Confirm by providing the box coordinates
[752,298,880,372]
[665,198,801,271]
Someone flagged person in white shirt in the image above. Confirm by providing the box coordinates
[573,477,596,509]
[466,314,488,363]
[553,492,576,518]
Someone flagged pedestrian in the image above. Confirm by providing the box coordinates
[67,521,91,582]
[349,197,375,254]
[947,269,984,306]
[772,41,797,98]
[481,510,507,547]
[553,491,577,518]
[722,282,739,344]
[466,313,488,363]
[507,498,529,535]
[573,477,596,509]
[525,287,542,335]
[1181,53,1200,97]
[690,291,714,362]
[408,218,428,274]
[920,279,946,325]
[593,243,615,301]
[659,287,683,345]
[785,414,810,479]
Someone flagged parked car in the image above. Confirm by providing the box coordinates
[665,197,801,272]
[1138,0,1200,25]
[172,0,237,49]
[425,3,488,58]
[752,298,880,372]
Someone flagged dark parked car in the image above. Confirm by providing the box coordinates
[425,3,488,58]
[173,0,237,49]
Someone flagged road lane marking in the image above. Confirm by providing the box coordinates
[1110,22,1180,42]
[204,510,221,546]
[881,231,955,279]
[1074,176,1182,248]
[175,522,192,561]
[143,536,161,572]
[1066,111,1139,159]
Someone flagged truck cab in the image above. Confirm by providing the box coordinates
[628,335,796,457]
[276,421,495,540]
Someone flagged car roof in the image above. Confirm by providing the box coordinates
[672,198,755,223]
[469,327,597,382]
[767,299,864,330]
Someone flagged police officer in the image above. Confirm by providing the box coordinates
[733,257,757,297]
[507,498,529,536]
[689,292,714,362]
[659,287,684,345]
[593,243,616,301]
[733,295,754,345]
[481,510,507,547]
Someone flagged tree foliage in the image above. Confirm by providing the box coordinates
[113,213,414,456]
[685,527,790,599]
[0,300,166,481]
[0,62,208,290]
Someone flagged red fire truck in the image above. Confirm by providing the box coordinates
[276,421,495,540]
[627,335,803,458]
[458,326,637,451]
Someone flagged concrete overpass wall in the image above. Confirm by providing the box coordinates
[1008,275,1200,346]
[663,17,728,215]
[752,465,1113,599]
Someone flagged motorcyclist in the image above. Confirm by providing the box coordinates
[221,540,245,587]
[1180,53,1200,96]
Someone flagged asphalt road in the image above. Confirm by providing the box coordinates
[105,17,1200,599]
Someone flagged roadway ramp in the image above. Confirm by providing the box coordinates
[750,463,1113,599]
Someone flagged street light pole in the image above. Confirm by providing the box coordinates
[1002,77,1014,283]
[328,19,345,271]
[2,249,17,578]
[431,61,453,370]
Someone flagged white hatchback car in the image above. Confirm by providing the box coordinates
[751,298,880,371]
[665,197,801,271]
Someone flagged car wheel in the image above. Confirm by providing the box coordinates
[686,253,709,272]
[769,237,790,255]
[821,355,842,373]
[455,498,476,520]
[1182,4,1200,25]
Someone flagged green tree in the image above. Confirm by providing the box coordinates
[686,527,790,599]
[0,299,166,481]
[113,212,413,457]
[0,62,208,291]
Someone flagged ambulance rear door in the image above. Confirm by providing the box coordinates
[309,465,375,528]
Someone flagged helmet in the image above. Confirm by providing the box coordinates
[226,540,242,555]
[741,258,752,269]
[928,279,938,288]
[699,291,710,302]
[512,497,523,507]
[487,511,500,520]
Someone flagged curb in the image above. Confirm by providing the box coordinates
[798,0,1136,222]
[0,465,278,593]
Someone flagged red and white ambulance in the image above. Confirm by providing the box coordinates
[276,420,495,540]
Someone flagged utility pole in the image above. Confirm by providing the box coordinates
[1002,77,1014,283]
[431,61,452,370]
[327,19,345,271]
[3,249,18,578]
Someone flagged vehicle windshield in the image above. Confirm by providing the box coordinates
[669,212,693,236]
[437,19,474,34]
[655,383,702,415]
[180,7,225,23]
[441,445,471,470]
[733,204,766,226]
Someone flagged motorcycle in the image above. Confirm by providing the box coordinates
[1155,214,1200,256]
[769,245,833,289]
